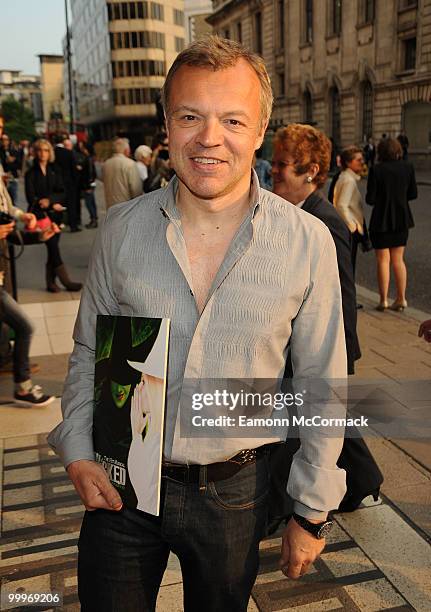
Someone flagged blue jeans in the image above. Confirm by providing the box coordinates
[0,289,34,383]
[83,190,97,221]
[78,455,270,612]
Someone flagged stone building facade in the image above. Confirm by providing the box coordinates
[208,0,431,166]
[38,55,65,126]
[70,0,186,146]
[185,0,213,42]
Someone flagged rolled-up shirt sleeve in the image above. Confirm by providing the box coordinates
[288,228,347,520]
[47,213,120,468]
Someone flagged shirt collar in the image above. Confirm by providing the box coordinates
[159,168,262,222]
[345,167,361,182]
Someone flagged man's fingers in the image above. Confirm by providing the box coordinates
[95,476,123,510]
[300,560,312,576]
[282,561,303,580]
[279,537,290,567]
[67,460,123,512]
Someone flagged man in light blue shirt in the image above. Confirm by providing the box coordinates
[49,37,347,611]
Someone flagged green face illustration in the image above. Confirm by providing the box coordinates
[110,380,132,408]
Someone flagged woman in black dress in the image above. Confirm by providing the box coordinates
[25,139,82,293]
[366,138,417,311]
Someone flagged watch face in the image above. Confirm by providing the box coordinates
[317,521,333,539]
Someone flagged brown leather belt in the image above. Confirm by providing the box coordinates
[162,446,272,484]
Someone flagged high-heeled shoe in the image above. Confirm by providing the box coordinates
[375,301,388,311]
[389,300,407,312]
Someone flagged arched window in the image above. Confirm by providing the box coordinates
[304,90,313,124]
[330,86,341,148]
[362,80,373,140]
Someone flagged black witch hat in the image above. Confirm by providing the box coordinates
[95,317,163,386]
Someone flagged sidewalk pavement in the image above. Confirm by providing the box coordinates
[0,195,430,610]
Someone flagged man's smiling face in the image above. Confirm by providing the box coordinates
[166,60,265,201]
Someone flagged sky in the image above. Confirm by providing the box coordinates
[0,0,66,75]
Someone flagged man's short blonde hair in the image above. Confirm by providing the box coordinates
[161,36,273,130]
[34,138,55,163]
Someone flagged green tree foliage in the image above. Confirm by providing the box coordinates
[1,96,36,142]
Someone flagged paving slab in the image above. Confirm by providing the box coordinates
[337,505,431,611]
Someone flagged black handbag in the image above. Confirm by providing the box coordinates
[359,219,373,253]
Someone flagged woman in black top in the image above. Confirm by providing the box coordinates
[25,139,82,293]
[366,138,417,311]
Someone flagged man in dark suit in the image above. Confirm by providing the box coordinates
[301,191,360,373]
[54,135,81,232]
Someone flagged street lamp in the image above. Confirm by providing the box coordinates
[65,0,74,134]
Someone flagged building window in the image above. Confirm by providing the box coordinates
[330,0,342,35]
[112,59,166,77]
[236,21,242,43]
[175,37,185,52]
[110,30,165,50]
[121,2,129,19]
[277,72,285,97]
[114,87,159,105]
[278,1,285,48]
[151,2,164,20]
[137,2,149,18]
[254,11,263,55]
[358,0,374,24]
[404,37,416,70]
[330,86,341,147]
[364,0,374,22]
[362,80,373,139]
[224,28,230,39]
[305,0,313,43]
[304,90,313,123]
[174,8,184,26]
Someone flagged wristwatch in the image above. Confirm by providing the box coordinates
[292,513,333,539]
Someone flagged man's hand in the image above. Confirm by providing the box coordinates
[39,198,50,209]
[279,517,326,579]
[0,221,15,240]
[66,459,123,512]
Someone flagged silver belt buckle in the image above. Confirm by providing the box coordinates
[229,449,257,465]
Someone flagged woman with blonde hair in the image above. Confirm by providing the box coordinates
[25,139,82,292]
[366,138,417,311]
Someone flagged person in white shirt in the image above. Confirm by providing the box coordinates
[134,144,152,187]
[333,146,366,277]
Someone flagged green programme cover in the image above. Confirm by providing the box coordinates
[93,315,170,516]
